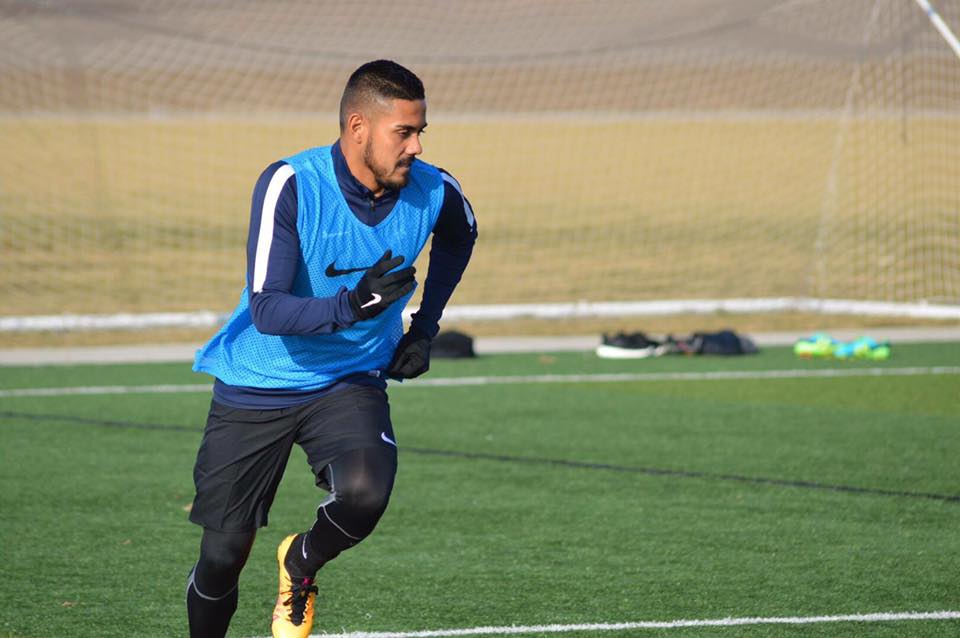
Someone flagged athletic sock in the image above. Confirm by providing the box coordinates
[283,532,324,580]
[186,566,238,638]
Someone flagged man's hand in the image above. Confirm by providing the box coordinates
[387,326,432,379]
[349,250,416,320]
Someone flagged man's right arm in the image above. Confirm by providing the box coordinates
[246,161,356,335]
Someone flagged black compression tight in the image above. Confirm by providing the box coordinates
[289,445,398,576]
[193,528,256,596]
[187,529,255,638]
[186,446,396,637]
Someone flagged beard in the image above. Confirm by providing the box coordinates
[363,139,412,193]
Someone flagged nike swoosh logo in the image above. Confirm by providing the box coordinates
[326,262,375,277]
[301,536,308,560]
[381,432,397,447]
[360,293,382,309]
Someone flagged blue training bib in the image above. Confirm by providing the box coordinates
[194,146,444,390]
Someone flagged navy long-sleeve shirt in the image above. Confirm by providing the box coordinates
[213,140,477,409]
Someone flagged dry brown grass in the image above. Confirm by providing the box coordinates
[2,115,958,333]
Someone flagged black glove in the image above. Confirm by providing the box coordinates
[387,326,432,379]
[348,250,416,320]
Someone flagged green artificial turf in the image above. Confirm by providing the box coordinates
[1,344,958,637]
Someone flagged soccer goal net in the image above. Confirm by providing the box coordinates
[1,0,959,331]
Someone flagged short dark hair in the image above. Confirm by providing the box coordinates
[339,60,425,131]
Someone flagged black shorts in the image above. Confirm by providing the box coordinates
[189,384,397,532]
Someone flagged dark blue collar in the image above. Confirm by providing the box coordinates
[331,140,399,226]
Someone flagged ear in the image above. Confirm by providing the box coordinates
[346,112,365,144]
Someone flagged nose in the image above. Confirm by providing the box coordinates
[407,134,423,156]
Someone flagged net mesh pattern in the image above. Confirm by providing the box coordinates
[1,0,958,316]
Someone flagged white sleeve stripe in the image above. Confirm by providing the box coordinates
[441,172,476,229]
[252,164,296,293]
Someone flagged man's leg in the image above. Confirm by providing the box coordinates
[272,446,397,638]
[186,528,256,638]
[272,385,398,637]
[187,398,300,638]
[288,445,398,576]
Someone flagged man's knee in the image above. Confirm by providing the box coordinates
[336,469,392,520]
[326,446,396,536]
[196,529,255,588]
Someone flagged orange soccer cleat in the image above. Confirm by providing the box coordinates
[271,534,318,638]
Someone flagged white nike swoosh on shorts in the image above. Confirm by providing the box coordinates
[381,432,397,447]
[360,293,382,309]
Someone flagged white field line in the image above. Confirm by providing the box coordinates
[0,367,958,399]
[403,366,960,387]
[3,298,960,332]
[252,610,960,638]
[0,383,212,398]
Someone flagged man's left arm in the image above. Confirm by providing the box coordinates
[387,170,477,379]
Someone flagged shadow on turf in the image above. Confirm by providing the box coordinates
[2,409,958,504]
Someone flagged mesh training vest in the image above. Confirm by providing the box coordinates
[193,145,444,390]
